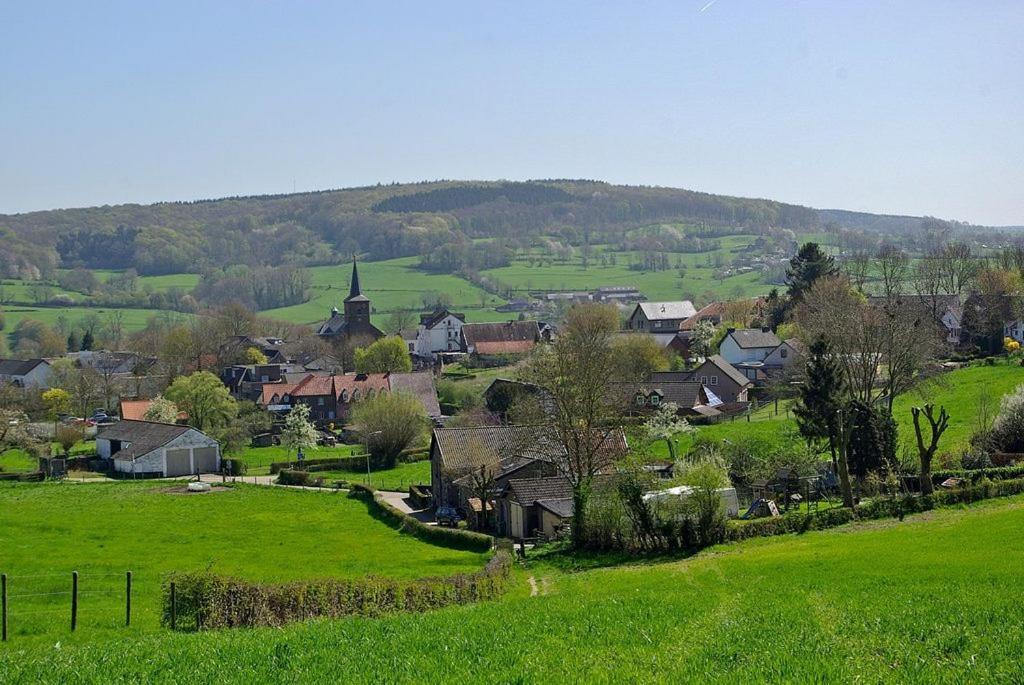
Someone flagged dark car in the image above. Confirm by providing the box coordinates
[435,506,460,528]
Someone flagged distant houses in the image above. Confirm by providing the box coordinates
[627,301,698,333]
[258,371,441,423]
[460,320,542,362]
[412,308,466,360]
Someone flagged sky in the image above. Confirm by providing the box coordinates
[1,1,1022,225]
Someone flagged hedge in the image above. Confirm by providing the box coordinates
[276,470,325,487]
[728,477,1024,543]
[408,483,432,509]
[162,551,511,631]
[349,483,494,553]
[269,449,429,475]
[0,471,44,482]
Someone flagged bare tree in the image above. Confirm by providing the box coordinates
[522,303,627,548]
[911,250,947,318]
[937,241,977,297]
[873,245,909,300]
[844,250,872,292]
[911,404,950,496]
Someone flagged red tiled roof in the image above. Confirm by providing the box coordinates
[290,375,335,397]
[261,380,302,405]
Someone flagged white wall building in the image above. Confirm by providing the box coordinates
[413,309,466,358]
[96,420,220,477]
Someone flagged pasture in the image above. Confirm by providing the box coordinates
[0,481,489,645]
[2,492,1023,682]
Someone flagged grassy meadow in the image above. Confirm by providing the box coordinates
[0,481,489,644]
[2,492,1023,682]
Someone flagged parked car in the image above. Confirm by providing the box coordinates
[90,409,115,425]
[436,505,460,528]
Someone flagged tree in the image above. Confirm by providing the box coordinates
[447,436,500,532]
[937,241,977,297]
[873,245,909,301]
[785,242,837,305]
[280,403,319,459]
[42,388,71,421]
[353,336,412,374]
[142,395,180,423]
[522,303,626,548]
[350,391,427,468]
[689,320,716,358]
[611,334,669,380]
[844,250,872,292]
[845,400,897,479]
[912,404,950,496]
[54,423,85,457]
[385,309,416,335]
[642,402,693,461]
[80,329,95,351]
[164,371,237,431]
[243,347,268,365]
[793,337,844,462]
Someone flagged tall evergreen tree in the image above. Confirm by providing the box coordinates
[67,331,80,353]
[793,336,844,463]
[80,329,94,351]
[785,242,838,304]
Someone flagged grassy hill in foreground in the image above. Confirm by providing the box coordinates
[3,495,1023,683]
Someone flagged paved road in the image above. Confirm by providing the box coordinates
[376,489,436,524]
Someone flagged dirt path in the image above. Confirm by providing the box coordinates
[527,575,539,596]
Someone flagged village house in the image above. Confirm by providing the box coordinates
[96,420,220,477]
[498,476,574,539]
[412,308,466,359]
[317,259,384,344]
[626,301,698,334]
[259,371,441,423]
[868,294,963,346]
[658,354,753,404]
[460,320,542,361]
[0,358,53,388]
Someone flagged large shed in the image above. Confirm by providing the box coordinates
[96,420,220,477]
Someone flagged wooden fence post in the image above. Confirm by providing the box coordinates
[71,571,78,632]
[2,573,7,642]
[170,581,176,630]
[125,571,132,627]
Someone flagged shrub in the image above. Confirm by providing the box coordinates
[276,469,323,487]
[163,552,511,631]
[222,458,247,476]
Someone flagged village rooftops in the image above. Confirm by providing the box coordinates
[506,476,573,506]
[461,320,541,355]
[0,358,49,376]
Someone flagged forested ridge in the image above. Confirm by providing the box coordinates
[0,179,998,280]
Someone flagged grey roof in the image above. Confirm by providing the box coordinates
[420,308,466,328]
[97,420,195,461]
[388,371,442,417]
[536,497,574,518]
[727,328,781,349]
[433,425,558,473]
[700,355,752,387]
[637,301,697,321]
[506,477,573,506]
[0,358,47,376]
[461,321,540,345]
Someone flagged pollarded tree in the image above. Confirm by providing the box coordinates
[350,390,427,468]
[912,404,950,496]
[354,336,413,374]
[165,371,238,431]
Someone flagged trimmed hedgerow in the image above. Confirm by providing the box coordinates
[162,551,511,631]
[349,483,494,553]
[276,469,324,487]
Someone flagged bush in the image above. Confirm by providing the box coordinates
[276,469,323,487]
[349,483,494,552]
[222,458,247,476]
[163,552,511,630]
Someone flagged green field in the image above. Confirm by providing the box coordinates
[0,481,489,645]
[0,449,37,473]
[3,492,1023,682]
[231,444,366,475]
[1,305,169,337]
[317,459,431,491]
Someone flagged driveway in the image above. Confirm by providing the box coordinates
[377,489,436,524]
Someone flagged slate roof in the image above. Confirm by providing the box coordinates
[97,420,194,461]
[433,425,556,473]
[420,308,466,328]
[462,321,540,355]
[536,497,574,518]
[0,358,47,376]
[388,371,442,417]
[727,328,782,349]
[506,477,573,506]
[637,301,697,321]
[700,355,752,387]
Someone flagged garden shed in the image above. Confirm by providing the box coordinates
[96,420,221,477]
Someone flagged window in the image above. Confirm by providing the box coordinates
[352,390,361,401]
[780,348,788,359]
[260,375,269,382]
[317,397,325,406]
[340,390,349,403]
[700,376,708,385]
[709,376,718,386]
[650,394,660,406]
[635,394,646,406]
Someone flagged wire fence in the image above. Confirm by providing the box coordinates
[1,571,139,642]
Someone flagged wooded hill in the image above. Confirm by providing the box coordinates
[0,179,994,280]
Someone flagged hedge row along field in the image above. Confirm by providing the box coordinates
[163,553,511,630]
[4,495,1024,682]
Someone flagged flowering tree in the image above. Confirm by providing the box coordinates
[281,403,319,460]
[642,402,693,461]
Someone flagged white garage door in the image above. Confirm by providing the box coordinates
[165,449,192,477]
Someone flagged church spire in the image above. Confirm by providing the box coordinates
[348,255,361,300]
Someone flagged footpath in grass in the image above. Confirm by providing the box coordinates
[3,495,1023,682]
[0,481,489,645]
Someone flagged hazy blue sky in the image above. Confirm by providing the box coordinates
[2,1,1022,224]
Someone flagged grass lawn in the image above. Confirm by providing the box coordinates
[0,481,489,645]
[3,493,1024,682]
[315,459,432,491]
[231,444,365,475]
[0,449,37,473]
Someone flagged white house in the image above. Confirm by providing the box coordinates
[763,339,803,369]
[96,420,220,477]
[413,309,466,358]
[719,328,782,366]
[627,301,697,333]
[0,358,53,388]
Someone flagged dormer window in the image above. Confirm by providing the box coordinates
[366,388,375,399]
[339,390,349,403]
[650,394,660,406]
[635,394,646,406]
[352,389,361,401]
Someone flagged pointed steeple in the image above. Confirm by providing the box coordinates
[348,256,361,299]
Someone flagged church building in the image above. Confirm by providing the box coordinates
[317,259,385,343]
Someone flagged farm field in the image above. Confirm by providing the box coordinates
[3,493,1023,682]
[0,306,170,339]
[0,481,489,645]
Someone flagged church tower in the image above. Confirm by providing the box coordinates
[343,257,371,326]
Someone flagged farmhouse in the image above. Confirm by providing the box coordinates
[627,301,698,333]
[0,358,53,388]
[719,328,782,366]
[96,420,220,477]
[260,371,441,422]
[412,308,466,359]
[461,320,541,360]
[317,259,384,344]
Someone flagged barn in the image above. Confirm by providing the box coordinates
[96,420,221,477]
